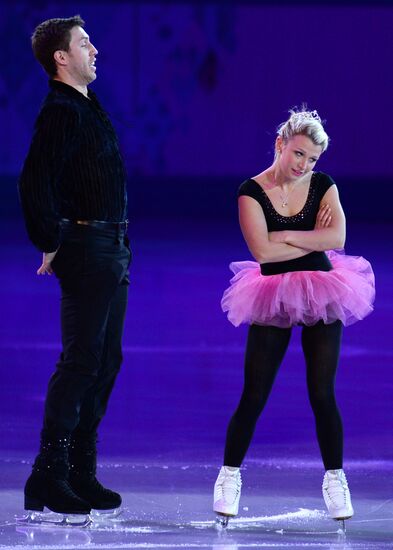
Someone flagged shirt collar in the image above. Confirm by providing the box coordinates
[49,79,96,102]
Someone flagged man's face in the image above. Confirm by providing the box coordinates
[64,26,98,85]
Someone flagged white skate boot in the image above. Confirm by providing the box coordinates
[322,469,354,524]
[213,466,242,527]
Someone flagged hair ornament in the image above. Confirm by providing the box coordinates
[292,109,322,123]
[276,106,329,152]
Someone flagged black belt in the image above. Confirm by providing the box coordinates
[61,218,128,230]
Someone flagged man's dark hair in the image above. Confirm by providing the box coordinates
[31,15,85,77]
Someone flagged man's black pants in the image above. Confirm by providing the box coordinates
[44,222,131,436]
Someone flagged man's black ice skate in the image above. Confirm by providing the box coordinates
[24,472,91,515]
[69,431,122,518]
[19,431,91,527]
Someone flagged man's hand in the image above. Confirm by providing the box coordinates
[37,250,58,275]
[315,203,332,229]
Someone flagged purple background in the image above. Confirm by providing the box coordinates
[1,2,393,221]
[1,2,393,180]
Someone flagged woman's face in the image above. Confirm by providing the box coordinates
[277,134,323,180]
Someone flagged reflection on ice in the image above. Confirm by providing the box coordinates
[15,524,92,545]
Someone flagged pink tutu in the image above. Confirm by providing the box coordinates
[221,250,375,328]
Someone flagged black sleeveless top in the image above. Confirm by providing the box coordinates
[238,172,335,275]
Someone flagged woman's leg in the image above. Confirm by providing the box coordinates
[301,320,343,470]
[224,324,292,467]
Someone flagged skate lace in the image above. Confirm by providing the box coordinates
[324,472,348,505]
[90,477,113,496]
[59,480,85,501]
[72,475,115,497]
[221,472,241,504]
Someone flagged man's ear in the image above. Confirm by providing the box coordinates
[53,50,67,67]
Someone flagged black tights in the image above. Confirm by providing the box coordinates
[224,320,343,470]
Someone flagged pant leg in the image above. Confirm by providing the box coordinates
[43,226,130,435]
[224,324,292,467]
[76,282,129,435]
[301,320,344,470]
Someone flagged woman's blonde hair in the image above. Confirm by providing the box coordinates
[277,107,329,153]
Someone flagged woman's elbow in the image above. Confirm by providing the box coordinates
[334,228,346,249]
[252,252,265,263]
[335,236,345,249]
[327,232,345,250]
[250,248,268,263]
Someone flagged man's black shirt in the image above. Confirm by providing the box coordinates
[18,80,127,252]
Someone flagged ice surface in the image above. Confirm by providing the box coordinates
[1,460,393,549]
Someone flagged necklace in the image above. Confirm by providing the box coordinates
[268,170,299,208]
[279,186,297,208]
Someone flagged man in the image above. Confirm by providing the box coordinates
[18,16,131,518]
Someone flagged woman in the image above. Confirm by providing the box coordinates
[213,108,375,524]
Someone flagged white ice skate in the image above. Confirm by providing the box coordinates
[213,466,242,527]
[322,469,354,528]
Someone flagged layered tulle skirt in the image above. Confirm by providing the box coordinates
[221,250,375,328]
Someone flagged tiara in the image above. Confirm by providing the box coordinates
[291,110,321,123]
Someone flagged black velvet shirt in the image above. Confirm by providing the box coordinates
[18,80,128,252]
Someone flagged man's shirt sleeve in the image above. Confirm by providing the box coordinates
[18,102,80,252]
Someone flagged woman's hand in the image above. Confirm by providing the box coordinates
[37,250,58,275]
[315,203,332,229]
[268,187,346,252]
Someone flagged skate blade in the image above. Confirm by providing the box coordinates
[334,518,349,535]
[91,507,123,521]
[215,513,230,528]
[16,510,91,528]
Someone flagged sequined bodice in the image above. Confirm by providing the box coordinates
[239,172,334,232]
[238,172,336,274]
